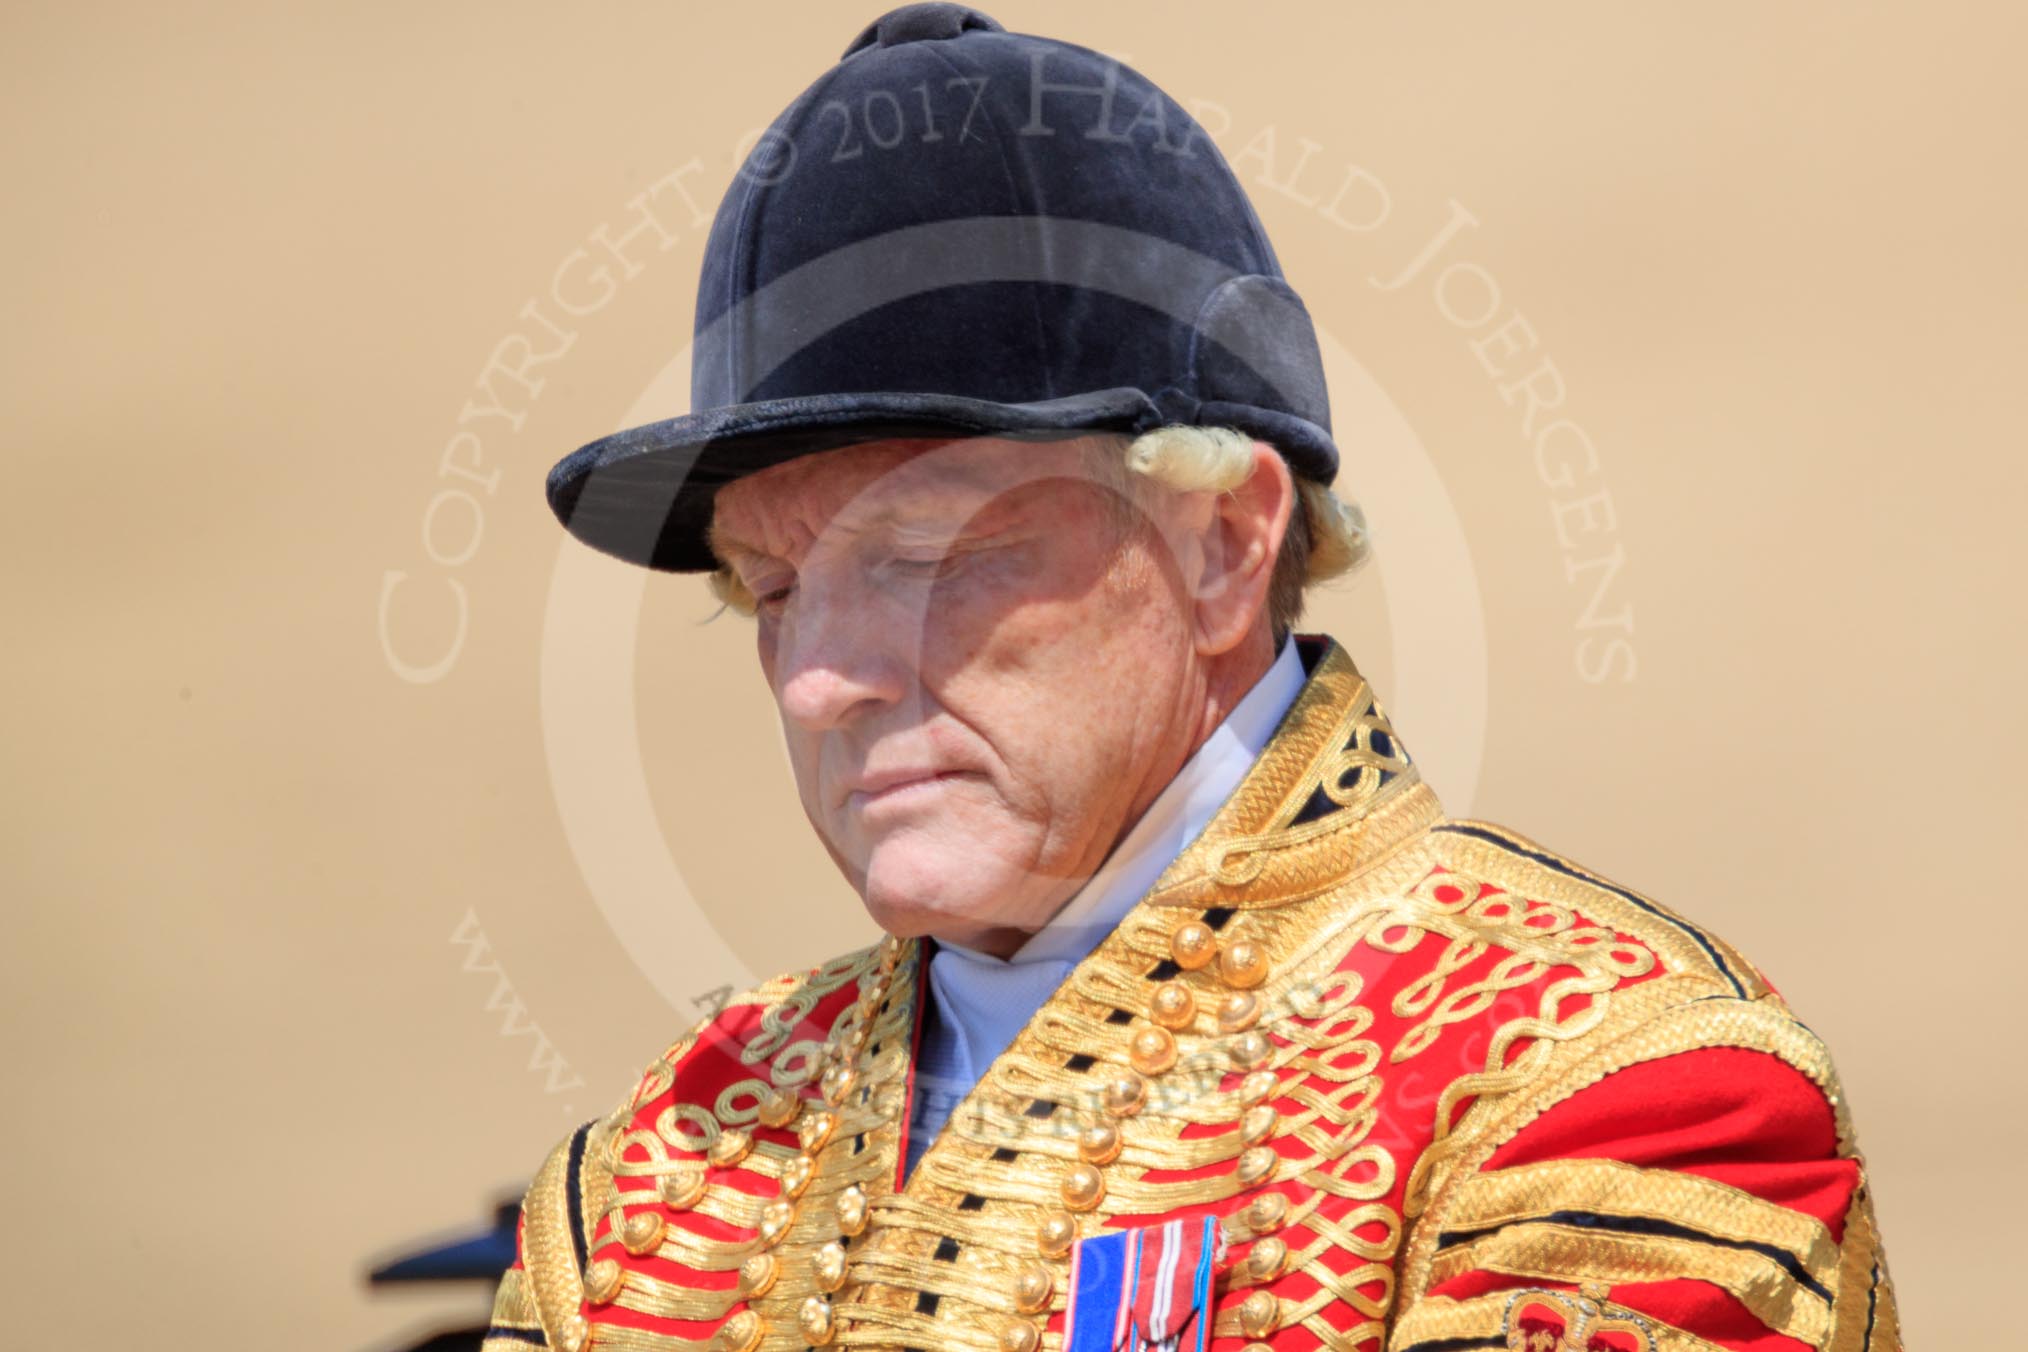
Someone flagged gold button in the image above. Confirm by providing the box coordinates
[1238,1289,1281,1338]
[1000,1321,1041,1352]
[1129,1025,1177,1076]
[1237,1068,1277,1106]
[1148,982,1196,1030]
[1012,1262,1053,1314]
[583,1257,623,1305]
[757,1088,802,1128]
[737,1252,779,1299]
[1217,941,1269,989]
[619,1208,666,1256]
[1242,1237,1288,1284]
[1062,1164,1106,1211]
[1103,1074,1146,1119]
[1170,921,1218,971]
[1244,1191,1289,1233]
[820,1062,858,1107]
[798,1295,836,1345]
[1077,1121,1123,1166]
[1236,1145,1279,1185]
[758,1198,795,1247]
[1217,991,1261,1034]
[1229,1031,1271,1070]
[711,1309,764,1352]
[779,1153,815,1199]
[658,1166,707,1210]
[836,1184,869,1236]
[1036,1211,1078,1260]
[798,1109,838,1153]
[707,1129,752,1169]
[1241,1104,1277,1145]
[557,1315,590,1352]
[814,1240,848,1293]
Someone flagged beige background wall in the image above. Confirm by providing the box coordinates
[4,3,2018,1347]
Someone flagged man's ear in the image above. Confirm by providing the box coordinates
[1191,442,1294,657]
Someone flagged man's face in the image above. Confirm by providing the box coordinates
[709,436,1208,953]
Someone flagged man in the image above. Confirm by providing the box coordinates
[485,7,1898,1351]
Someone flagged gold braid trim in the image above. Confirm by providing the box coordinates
[620,1145,895,1238]
[750,946,919,1348]
[1274,1136,1400,1350]
[496,940,910,1352]
[587,1325,713,1352]
[848,1245,1034,1315]
[1396,995,1854,1314]
[1192,640,1377,839]
[865,1191,1052,1253]
[1386,1289,1728,1352]
[522,1130,587,1345]
[641,1219,750,1273]
[580,1116,618,1255]
[1427,1223,1830,1344]
[609,1266,746,1323]
[1285,1253,1394,1322]
[1139,645,1444,914]
[833,1303,1002,1352]
[482,1267,546,1348]
[1209,1294,1388,1351]
[1423,823,1770,1004]
[616,1181,773,1231]
[1396,976,1622,1216]
[1149,780,1444,913]
[1825,1184,1902,1352]
[1443,1157,1839,1290]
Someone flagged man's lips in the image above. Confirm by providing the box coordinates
[841,769,976,811]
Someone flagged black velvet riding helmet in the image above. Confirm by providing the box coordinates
[546,3,1338,573]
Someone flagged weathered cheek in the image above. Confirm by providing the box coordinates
[973,551,1102,641]
[756,629,815,756]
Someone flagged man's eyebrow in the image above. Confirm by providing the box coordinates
[851,481,1032,533]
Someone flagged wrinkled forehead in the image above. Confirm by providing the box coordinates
[709,433,1112,562]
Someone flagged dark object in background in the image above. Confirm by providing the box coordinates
[364,1199,519,1352]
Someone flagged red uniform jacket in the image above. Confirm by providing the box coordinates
[482,636,1900,1352]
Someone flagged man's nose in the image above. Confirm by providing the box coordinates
[771,581,911,732]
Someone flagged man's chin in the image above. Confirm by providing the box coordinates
[858,890,1004,945]
[855,853,1049,950]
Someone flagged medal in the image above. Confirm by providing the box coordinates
[1064,1216,1222,1352]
